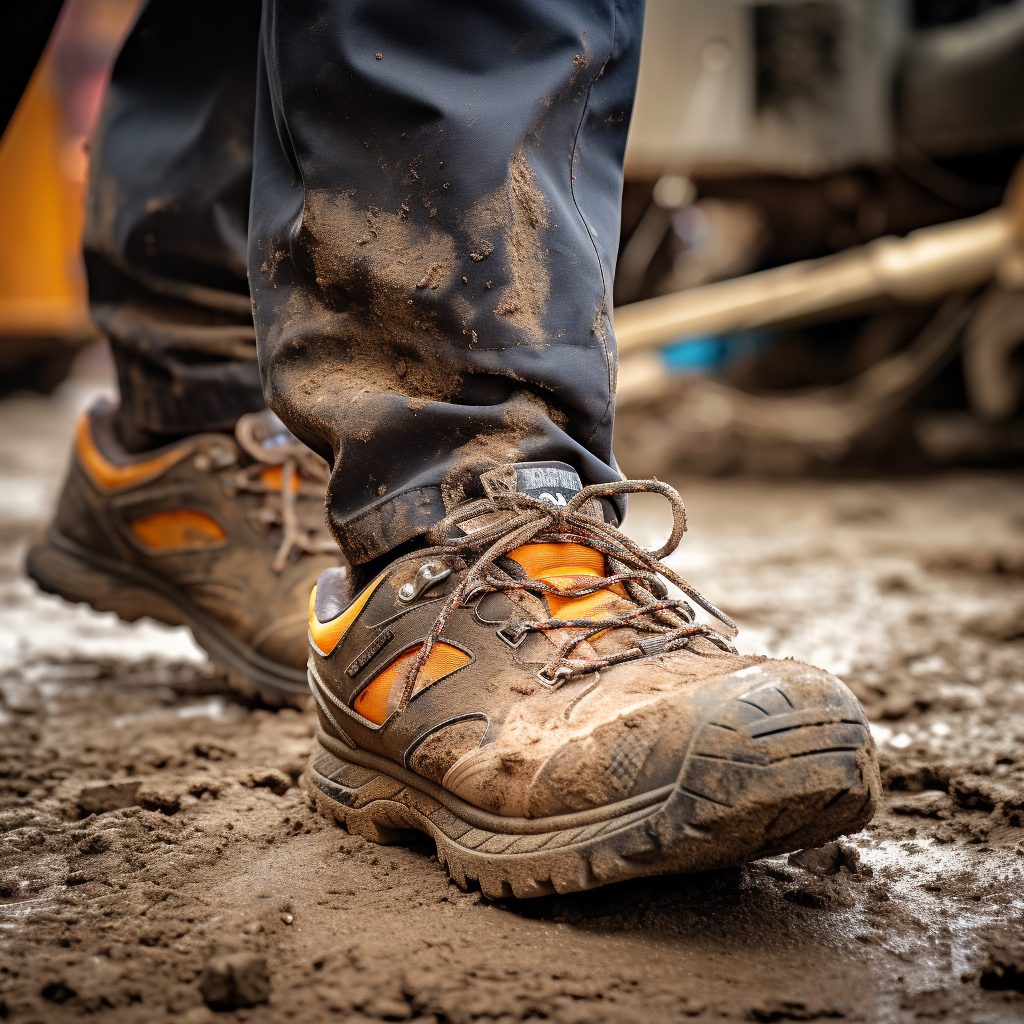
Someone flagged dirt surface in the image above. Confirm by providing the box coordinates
[2,374,1023,1023]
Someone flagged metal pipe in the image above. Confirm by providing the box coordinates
[613,208,1010,355]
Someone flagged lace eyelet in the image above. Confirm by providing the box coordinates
[536,665,574,688]
[397,562,451,604]
[496,622,528,648]
[636,635,669,656]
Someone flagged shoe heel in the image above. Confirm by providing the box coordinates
[304,740,425,846]
[25,531,182,626]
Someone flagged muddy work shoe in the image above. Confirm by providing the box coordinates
[304,462,880,897]
[26,400,341,706]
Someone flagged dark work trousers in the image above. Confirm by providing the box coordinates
[85,0,645,566]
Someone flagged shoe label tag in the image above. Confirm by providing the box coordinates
[474,461,614,524]
[481,461,583,507]
[513,463,584,506]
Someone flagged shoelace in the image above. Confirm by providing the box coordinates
[395,478,738,712]
[231,413,335,571]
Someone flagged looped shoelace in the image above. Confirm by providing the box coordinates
[230,413,336,572]
[395,478,738,712]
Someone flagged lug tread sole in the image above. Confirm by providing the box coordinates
[306,679,881,898]
[25,531,308,708]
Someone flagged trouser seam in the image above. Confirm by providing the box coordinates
[572,0,620,448]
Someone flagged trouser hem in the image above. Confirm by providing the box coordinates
[113,352,265,448]
[330,484,448,566]
[331,477,624,566]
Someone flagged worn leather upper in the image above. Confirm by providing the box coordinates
[307,528,862,819]
[55,402,340,669]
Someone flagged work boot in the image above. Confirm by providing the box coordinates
[304,462,880,897]
[26,399,342,706]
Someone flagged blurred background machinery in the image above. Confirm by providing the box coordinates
[615,0,1024,475]
[1,0,1023,473]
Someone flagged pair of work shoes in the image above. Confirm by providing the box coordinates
[29,406,880,896]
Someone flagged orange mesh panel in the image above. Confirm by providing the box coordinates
[354,643,470,724]
[129,510,226,551]
[259,465,301,494]
[308,574,385,656]
[75,415,186,490]
[506,542,626,620]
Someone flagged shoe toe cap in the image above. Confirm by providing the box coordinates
[642,659,875,788]
[527,658,879,820]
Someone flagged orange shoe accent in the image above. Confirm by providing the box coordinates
[129,510,227,552]
[308,574,386,656]
[354,642,470,724]
[506,542,626,621]
[75,415,187,491]
[259,465,301,494]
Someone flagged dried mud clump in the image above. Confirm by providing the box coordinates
[273,192,464,410]
[466,150,551,346]
[200,952,272,1010]
[788,842,870,877]
[468,241,494,262]
[303,191,456,344]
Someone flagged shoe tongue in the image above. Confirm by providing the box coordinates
[475,463,626,623]
[453,461,608,542]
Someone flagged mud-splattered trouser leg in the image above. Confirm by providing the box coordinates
[251,0,645,567]
[84,2,265,452]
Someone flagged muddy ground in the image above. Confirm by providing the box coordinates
[1,368,1023,1023]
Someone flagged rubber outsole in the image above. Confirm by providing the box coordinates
[305,677,881,898]
[25,529,309,708]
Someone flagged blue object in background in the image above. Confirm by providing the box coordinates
[661,331,768,374]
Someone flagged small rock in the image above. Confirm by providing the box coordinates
[977,928,1024,993]
[245,768,292,796]
[200,953,271,1011]
[138,785,182,815]
[782,882,855,910]
[76,780,142,817]
[887,791,952,819]
[788,841,869,877]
